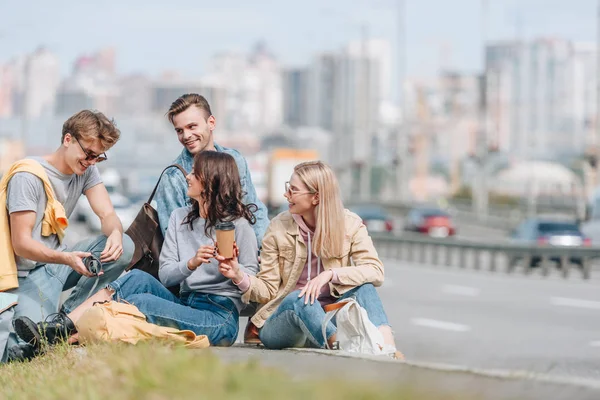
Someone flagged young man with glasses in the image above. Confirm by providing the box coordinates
[2,110,134,362]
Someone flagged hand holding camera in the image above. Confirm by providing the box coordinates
[83,254,103,276]
[64,252,103,277]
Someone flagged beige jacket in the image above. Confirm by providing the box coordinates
[242,209,384,328]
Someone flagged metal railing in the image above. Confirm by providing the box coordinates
[349,199,581,231]
[372,233,599,280]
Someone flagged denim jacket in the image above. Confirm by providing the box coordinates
[154,143,269,246]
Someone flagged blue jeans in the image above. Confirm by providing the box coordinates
[3,234,135,360]
[259,283,390,349]
[109,270,239,346]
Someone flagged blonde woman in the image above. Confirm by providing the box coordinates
[218,161,402,358]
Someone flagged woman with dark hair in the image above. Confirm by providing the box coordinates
[14,151,259,349]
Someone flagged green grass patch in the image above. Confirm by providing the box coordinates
[0,342,475,400]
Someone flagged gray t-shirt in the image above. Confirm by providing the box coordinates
[6,157,102,271]
[158,206,259,313]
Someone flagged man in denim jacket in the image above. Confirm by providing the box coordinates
[154,93,269,245]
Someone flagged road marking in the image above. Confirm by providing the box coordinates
[442,284,480,297]
[589,341,600,347]
[410,318,471,332]
[550,297,600,310]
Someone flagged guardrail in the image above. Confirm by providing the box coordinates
[350,199,581,232]
[372,233,598,280]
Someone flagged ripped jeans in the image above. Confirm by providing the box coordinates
[258,283,389,349]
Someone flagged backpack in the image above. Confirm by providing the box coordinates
[321,298,389,355]
[75,300,209,349]
[125,164,186,296]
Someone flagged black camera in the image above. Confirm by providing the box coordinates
[83,255,102,276]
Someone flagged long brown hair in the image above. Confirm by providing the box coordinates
[293,161,345,258]
[182,151,256,236]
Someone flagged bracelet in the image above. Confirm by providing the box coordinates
[232,274,244,285]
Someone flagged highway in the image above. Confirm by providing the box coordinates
[67,221,600,384]
[378,260,600,382]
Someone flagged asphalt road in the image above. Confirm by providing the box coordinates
[67,221,600,384]
[379,260,600,381]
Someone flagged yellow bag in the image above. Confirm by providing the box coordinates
[76,301,210,349]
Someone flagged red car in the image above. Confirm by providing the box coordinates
[404,208,456,238]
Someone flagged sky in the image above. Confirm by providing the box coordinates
[0,0,597,87]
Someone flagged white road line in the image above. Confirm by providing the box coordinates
[441,284,480,297]
[550,297,600,310]
[410,318,471,332]
[589,341,600,347]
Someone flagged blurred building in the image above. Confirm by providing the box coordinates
[0,63,14,117]
[282,68,310,128]
[56,47,119,116]
[0,138,25,174]
[22,48,60,118]
[572,42,597,148]
[204,42,283,133]
[486,39,596,159]
[306,52,336,132]
[115,74,152,116]
[346,39,392,104]
[279,41,387,198]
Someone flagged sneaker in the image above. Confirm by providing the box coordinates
[13,312,77,351]
[6,343,36,363]
[243,321,262,345]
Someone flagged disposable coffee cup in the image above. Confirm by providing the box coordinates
[215,221,235,258]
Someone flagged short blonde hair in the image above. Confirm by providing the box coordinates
[166,93,212,123]
[61,110,120,150]
[293,161,345,258]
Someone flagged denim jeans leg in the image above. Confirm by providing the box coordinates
[0,306,14,363]
[186,294,239,347]
[338,283,390,327]
[5,263,72,351]
[61,234,135,313]
[123,292,238,347]
[259,290,336,349]
[108,270,180,304]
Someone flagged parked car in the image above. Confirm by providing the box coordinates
[348,205,394,234]
[509,219,591,267]
[403,207,456,238]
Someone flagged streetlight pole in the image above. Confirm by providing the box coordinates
[395,0,410,202]
[359,24,372,201]
[473,0,489,218]
[595,0,600,185]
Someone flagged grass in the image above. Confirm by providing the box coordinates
[0,342,477,400]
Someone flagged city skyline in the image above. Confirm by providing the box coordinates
[1,0,598,98]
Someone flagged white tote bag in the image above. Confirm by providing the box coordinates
[321,298,388,355]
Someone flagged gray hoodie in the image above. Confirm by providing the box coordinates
[158,206,259,312]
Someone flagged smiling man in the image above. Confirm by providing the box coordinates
[155,93,268,245]
[2,110,134,362]
[154,94,268,345]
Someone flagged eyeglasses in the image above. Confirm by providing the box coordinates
[285,181,315,197]
[72,135,107,163]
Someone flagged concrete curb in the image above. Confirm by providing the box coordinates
[211,345,600,400]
